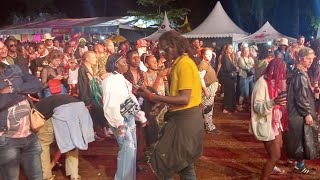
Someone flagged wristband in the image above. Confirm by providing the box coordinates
[148,93,154,101]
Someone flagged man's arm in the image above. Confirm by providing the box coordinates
[12,71,42,94]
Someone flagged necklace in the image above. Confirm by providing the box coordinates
[10,54,17,58]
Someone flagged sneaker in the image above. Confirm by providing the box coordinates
[70,175,81,180]
[294,165,316,175]
[103,129,112,138]
[107,128,113,135]
[222,109,231,114]
[272,166,286,174]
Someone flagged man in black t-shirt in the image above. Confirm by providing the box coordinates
[35,94,93,180]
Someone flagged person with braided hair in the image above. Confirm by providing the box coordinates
[250,58,287,180]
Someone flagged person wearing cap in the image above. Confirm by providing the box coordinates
[42,33,55,53]
[78,38,88,57]
[102,53,148,180]
[285,47,318,175]
[275,38,295,72]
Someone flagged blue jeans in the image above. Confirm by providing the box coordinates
[0,133,43,180]
[167,163,196,180]
[239,76,254,98]
[43,85,67,98]
[110,117,137,180]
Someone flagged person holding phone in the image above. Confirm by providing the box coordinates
[41,50,67,97]
[250,58,287,180]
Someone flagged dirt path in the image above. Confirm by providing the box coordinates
[52,100,320,180]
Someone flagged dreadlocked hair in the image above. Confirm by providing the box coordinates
[262,58,287,96]
[262,58,288,130]
[159,30,194,60]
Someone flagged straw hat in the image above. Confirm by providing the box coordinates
[42,33,55,41]
[279,38,289,46]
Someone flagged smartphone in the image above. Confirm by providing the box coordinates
[278,91,287,98]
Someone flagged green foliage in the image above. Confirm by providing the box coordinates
[128,0,190,30]
[137,0,175,7]
[310,16,320,30]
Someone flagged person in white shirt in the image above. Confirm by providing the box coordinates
[102,53,147,180]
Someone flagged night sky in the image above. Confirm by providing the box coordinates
[0,0,318,38]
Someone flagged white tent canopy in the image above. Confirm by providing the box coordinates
[236,21,296,43]
[143,12,175,41]
[183,1,248,39]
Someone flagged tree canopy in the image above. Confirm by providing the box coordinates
[128,0,190,29]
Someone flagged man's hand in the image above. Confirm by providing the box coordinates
[137,87,152,100]
[305,114,314,125]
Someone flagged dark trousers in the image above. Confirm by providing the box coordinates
[223,78,236,111]
[167,163,196,180]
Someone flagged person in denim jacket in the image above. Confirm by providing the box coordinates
[0,62,43,180]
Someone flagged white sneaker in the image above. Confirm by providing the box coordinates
[103,129,112,137]
[107,128,113,135]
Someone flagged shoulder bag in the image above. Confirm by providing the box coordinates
[27,98,45,132]
[120,81,140,121]
[244,58,255,76]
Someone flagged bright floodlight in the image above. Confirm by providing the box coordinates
[100,36,105,40]
[267,41,272,46]
[243,43,248,47]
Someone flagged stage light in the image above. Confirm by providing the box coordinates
[243,43,248,47]
[100,36,105,40]
[267,41,272,46]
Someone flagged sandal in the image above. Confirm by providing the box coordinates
[222,109,232,114]
[294,165,317,175]
[272,166,286,174]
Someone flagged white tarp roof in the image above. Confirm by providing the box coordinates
[143,12,175,41]
[236,21,296,43]
[183,1,248,39]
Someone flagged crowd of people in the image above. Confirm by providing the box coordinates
[0,29,319,180]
